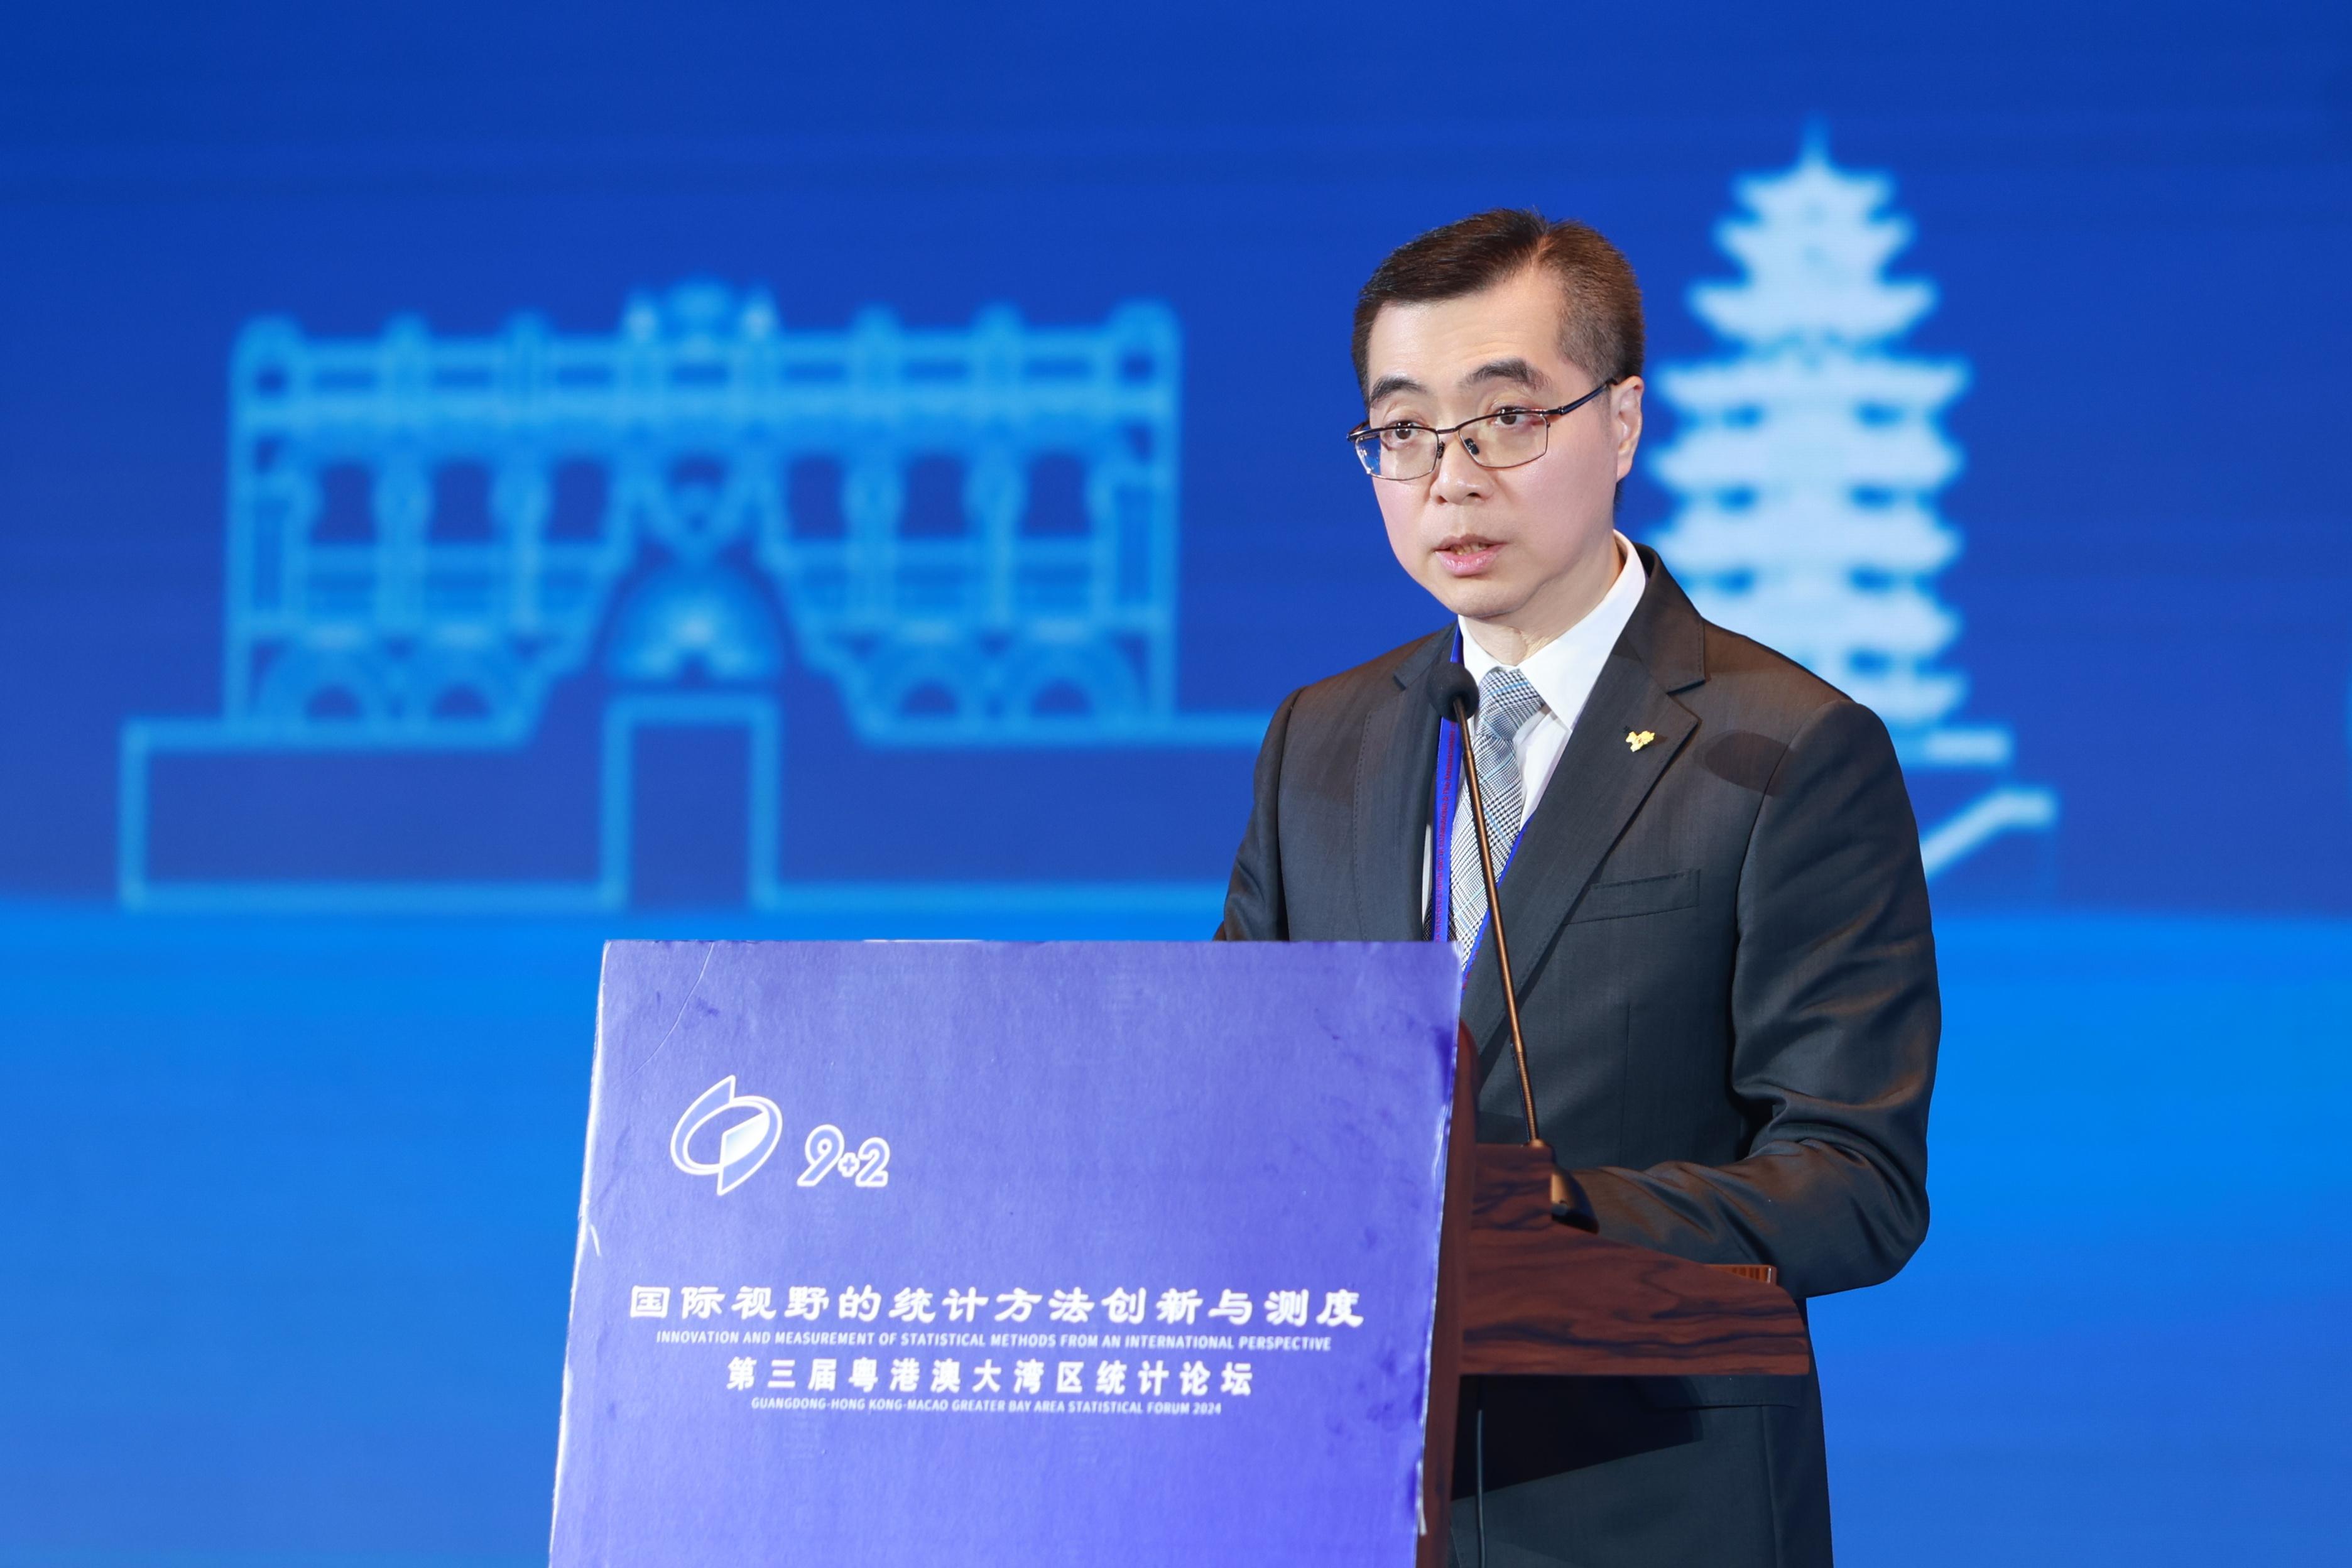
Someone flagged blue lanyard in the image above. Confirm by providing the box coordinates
[1429,639,1527,962]
[1430,695,1462,947]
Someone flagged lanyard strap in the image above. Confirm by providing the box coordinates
[1431,692,1462,947]
[1429,641,1529,962]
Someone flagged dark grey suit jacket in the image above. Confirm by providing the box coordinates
[1216,548,1937,1567]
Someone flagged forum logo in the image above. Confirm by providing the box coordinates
[669,1075,783,1195]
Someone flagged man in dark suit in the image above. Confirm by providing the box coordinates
[1216,210,1937,1566]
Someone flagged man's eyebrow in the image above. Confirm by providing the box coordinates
[1459,357,1551,393]
[1364,373,1426,405]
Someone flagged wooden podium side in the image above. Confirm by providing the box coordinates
[1415,1032,1812,1564]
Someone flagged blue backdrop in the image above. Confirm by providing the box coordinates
[2,4,2347,1564]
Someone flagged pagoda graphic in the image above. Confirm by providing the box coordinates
[1647,131,2057,879]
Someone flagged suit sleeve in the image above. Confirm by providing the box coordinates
[1571,698,1939,1298]
[1214,690,1300,942]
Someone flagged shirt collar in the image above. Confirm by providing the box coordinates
[1459,531,1647,732]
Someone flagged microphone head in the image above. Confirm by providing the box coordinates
[1425,661,1479,722]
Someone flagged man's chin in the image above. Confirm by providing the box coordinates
[1424,574,1529,623]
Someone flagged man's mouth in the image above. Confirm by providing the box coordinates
[1434,535,1503,577]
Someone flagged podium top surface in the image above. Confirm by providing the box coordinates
[553,939,1461,1567]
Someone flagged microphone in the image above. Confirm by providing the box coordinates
[1425,662,1544,1152]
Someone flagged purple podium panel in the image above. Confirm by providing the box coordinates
[550,940,1462,1567]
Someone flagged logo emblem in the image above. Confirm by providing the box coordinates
[1626,730,1657,752]
[670,1076,783,1195]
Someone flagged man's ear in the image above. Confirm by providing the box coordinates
[1609,377,1646,481]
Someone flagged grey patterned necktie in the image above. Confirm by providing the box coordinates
[1450,665,1547,972]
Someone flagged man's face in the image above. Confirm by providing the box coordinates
[1359,266,1643,634]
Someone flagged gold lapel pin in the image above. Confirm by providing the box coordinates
[1626,730,1656,752]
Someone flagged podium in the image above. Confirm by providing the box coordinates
[550,940,1807,1566]
[1416,1031,1810,1566]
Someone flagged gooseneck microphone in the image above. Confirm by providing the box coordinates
[1426,662,1543,1150]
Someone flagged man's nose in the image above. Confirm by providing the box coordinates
[1429,437,1485,505]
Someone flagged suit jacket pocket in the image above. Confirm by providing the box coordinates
[1570,868,1700,922]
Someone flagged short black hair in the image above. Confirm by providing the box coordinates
[1351,209,1645,398]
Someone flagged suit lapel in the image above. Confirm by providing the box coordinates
[1460,549,1711,1109]
[1461,662,1696,1097]
[1353,627,1452,940]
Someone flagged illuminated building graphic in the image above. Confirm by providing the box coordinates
[1648,133,2059,878]
[118,282,1261,910]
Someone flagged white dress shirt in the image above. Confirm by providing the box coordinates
[1423,532,1648,923]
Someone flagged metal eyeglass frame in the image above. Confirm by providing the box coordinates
[1346,381,1612,481]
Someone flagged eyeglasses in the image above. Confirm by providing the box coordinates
[1346,382,1611,482]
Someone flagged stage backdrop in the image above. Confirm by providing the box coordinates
[1,5,2347,1567]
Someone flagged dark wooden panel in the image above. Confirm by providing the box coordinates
[1414,1033,1478,1567]
[1711,1263,1780,1285]
[1459,1145,1812,1378]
